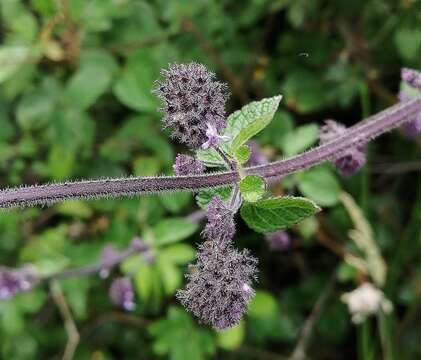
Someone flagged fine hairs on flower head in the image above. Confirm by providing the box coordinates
[320,120,366,177]
[154,62,229,149]
[177,196,258,330]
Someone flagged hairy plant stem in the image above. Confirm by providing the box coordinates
[0,96,420,209]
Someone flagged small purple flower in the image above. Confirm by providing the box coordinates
[265,231,290,251]
[109,277,136,311]
[99,245,120,279]
[130,236,148,252]
[201,123,230,150]
[320,120,366,177]
[401,68,421,89]
[0,265,37,300]
[154,63,229,148]
[173,154,205,176]
[247,141,269,166]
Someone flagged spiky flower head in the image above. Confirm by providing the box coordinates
[401,68,421,89]
[173,154,205,176]
[154,62,229,148]
[320,120,366,177]
[176,241,257,330]
[202,196,236,245]
[0,265,37,300]
[109,277,136,311]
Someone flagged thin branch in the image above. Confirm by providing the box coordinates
[50,281,80,360]
[289,271,336,360]
[0,96,420,209]
[42,244,147,282]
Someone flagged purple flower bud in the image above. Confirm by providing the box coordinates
[202,197,236,245]
[130,236,148,252]
[109,277,136,311]
[247,141,269,166]
[0,265,37,300]
[99,245,120,279]
[154,63,229,148]
[401,68,421,89]
[334,150,366,177]
[173,154,205,176]
[265,230,290,251]
[320,120,366,177]
[176,241,257,330]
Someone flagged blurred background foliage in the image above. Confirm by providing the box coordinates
[0,0,421,359]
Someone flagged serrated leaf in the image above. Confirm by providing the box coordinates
[240,196,320,233]
[224,95,282,153]
[239,175,266,202]
[195,148,225,167]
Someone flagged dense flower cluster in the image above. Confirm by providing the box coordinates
[0,265,37,300]
[173,154,205,176]
[177,196,257,330]
[154,62,229,148]
[320,120,366,177]
[177,241,257,330]
[109,277,136,311]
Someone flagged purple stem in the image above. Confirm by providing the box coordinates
[0,96,420,209]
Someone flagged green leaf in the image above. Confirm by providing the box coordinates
[297,166,341,206]
[113,45,175,112]
[0,46,31,83]
[249,291,279,318]
[216,322,245,350]
[195,147,225,167]
[281,124,319,156]
[196,187,232,209]
[394,28,421,61]
[240,196,320,233]
[65,51,118,110]
[159,192,191,214]
[150,218,198,246]
[239,175,266,202]
[224,95,282,153]
[235,145,251,164]
[149,307,216,360]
